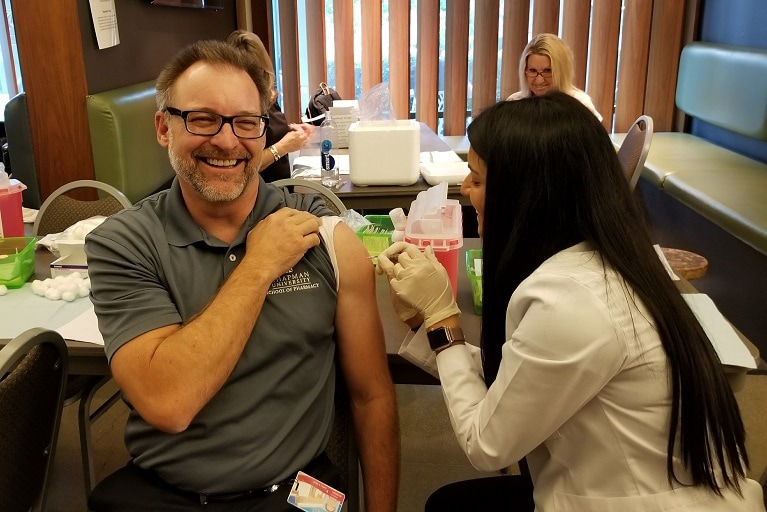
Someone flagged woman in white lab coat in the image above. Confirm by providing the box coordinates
[377,94,765,511]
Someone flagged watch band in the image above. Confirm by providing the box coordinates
[269,145,280,162]
[427,326,465,352]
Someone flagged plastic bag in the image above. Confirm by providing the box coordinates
[357,82,396,125]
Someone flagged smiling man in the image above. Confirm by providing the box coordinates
[84,39,398,512]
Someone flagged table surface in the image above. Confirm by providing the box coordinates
[3,239,758,387]
[297,122,468,211]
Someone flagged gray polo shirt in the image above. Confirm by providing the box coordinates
[85,177,339,493]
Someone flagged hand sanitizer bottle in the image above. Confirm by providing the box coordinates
[320,112,339,188]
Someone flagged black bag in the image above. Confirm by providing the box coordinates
[304,82,342,125]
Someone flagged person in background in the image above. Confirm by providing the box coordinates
[85,38,399,511]
[378,94,764,511]
[227,29,314,182]
[508,33,603,122]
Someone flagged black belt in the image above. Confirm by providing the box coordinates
[198,479,294,505]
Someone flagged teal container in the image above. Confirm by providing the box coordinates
[465,249,482,315]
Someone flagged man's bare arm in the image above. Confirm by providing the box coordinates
[333,223,399,512]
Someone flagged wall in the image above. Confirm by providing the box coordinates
[11,0,270,199]
[692,0,767,163]
[77,0,238,93]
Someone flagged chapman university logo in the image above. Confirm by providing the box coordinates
[267,268,320,295]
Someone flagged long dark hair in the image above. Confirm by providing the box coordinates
[467,93,747,493]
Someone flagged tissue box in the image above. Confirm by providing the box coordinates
[50,239,88,278]
[348,120,420,186]
[0,236,36,288]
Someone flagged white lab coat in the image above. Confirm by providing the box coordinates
[434,243,765,511]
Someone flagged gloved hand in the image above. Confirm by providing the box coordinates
[377,242,461,328]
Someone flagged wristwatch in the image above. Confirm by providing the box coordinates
[427,326,465,353]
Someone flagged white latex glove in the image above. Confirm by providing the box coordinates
[377,242,461,328]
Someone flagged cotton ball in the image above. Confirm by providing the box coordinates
[0,285,7,296]
[61,291,76,302]
[60,282,79,295]
[31,280,48,296]
[44,287,62,301]
[78,285,90,298]
[81,278,91,290]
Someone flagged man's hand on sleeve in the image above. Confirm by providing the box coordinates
[244,208,320,283]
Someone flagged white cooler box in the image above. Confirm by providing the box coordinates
[348,120,420,186]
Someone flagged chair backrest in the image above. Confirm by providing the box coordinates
[272,178,347,215]
[324,372,360,512]
[0,328,68,512]
[617,115,654,190]
[33,179,133,236]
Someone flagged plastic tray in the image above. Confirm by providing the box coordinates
[0,236,36,288]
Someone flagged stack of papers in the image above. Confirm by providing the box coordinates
[683,293,755,369]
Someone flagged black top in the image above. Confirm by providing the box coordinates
[262,102,291,182]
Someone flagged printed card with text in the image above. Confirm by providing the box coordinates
[287,471,345,512]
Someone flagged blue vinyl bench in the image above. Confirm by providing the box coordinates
[612,41,767,358]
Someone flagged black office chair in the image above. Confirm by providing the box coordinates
[0,327,68,512]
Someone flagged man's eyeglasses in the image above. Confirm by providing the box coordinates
[525,68,553,78]
[165,107,269,139]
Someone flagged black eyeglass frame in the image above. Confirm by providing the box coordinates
[524,68,553,79]
[164,107,270,139]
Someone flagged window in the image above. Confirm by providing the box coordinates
[0,0,23,118]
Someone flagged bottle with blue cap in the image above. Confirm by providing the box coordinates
[319,112,339,187]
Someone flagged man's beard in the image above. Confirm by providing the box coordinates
[169,139,258,203]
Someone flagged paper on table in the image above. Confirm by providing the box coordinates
[56,305,104,346]
[654,244,680,281]
[682,293,755,369]
[292,155,350,174]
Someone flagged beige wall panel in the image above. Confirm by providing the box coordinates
[645,0,687,131]
[614,0,652,131]
[306,0,328,90]
[11,0,94,196]
[361,0,383,92]
[443,0,470,135]
[416,0,440,130]
[472,0,501,116]
[532,0,560,36]
[501,0,531,98]
[388,0,411,119]
[561,0,591,89]
[333,0,356,98]
[277,0,301,121]
[587,0,622,130]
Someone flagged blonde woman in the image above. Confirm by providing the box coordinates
[508,33,602,121]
